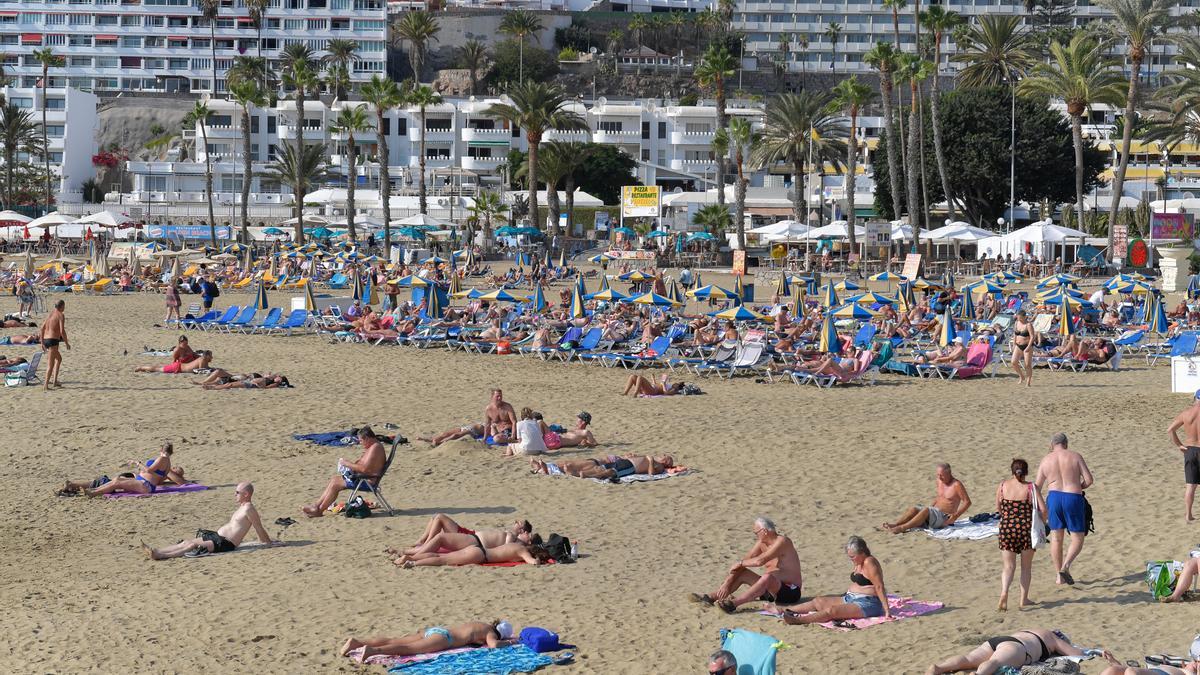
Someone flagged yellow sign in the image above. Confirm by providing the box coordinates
[732,250,747,276]
[621,185,661,218]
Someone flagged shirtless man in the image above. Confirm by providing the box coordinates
[916,337,967,365]
[1035,432,1094,585]
[1167,390,1200,522]
[419,423,484,447]
[142,482,274,559]
[302,426,386,517]
[483,388,517,442]
[557,411,597,448]
[690,516,805,612]
[530,453,674,480]
[39,299,69,390]
[340,620,516,663]
[881,463,972,534]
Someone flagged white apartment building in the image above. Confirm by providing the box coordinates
[0,0,387,95]
[736,0,1194,76]
[0,86,98,198]
[121,96,768,214]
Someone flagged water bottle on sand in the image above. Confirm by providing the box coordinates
[570,542,578,561]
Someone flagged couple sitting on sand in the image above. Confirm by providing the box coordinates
[419,390,597,452]
[340,620,516,663]
[384,513,552,568]
[530,453,674,480]
[134,335,213,374]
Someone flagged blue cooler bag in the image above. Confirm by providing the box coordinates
[519,627,560,653]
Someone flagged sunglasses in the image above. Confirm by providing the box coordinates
[708,666,734,675]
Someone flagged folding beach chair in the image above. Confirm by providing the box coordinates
[560,327,603,362]
[345,434,406,516]
[716,341,770,379]
[670,340,737,373]
[1,351,41,385]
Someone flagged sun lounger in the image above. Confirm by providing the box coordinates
[324,273,348,289]
[559,327,603,362]
[700,341,768,379]
[595,335,672,369]
[270,309,311,335]
[792,350,876,388]
[923,342,993,380]
[670,340,738,373]
[176,309,218,329]
[1147,332,1197,366]
[245,307,282,333]
[229,276,254,290]
[197,305,241,330]
[220,306,258,332]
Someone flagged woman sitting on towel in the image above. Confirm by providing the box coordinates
[340,620,517,663]
[83,443,182,497]
[397,536,552,568]
[780,536,890,625]
[926,629,1089,674]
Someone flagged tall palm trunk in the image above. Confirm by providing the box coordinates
[905,79,922,243]
[880,74,904,221]
[1107,56,1141,261]
[930,43,954,221]
[418,107,427,214]
[40,62,49,213]
[6,147,14,211]
[715,83,727,208]
[846,107,858,250]
[293,90,305,241]
[240,105,252,243]
[545,179,561,231]
[377,110,391,252]
[347,130,357,242]
[210,22,218,95]
[1072,113,1085,223]
[564,173,577,234]
[200,121,217,245]
[791,155,804,222]
[527,137,540,229]
[734,153,746,250]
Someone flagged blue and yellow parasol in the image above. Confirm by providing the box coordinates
[937,305,957,348]
[819,283,839,308]
[255,279,270,310]
[817,314,841,354]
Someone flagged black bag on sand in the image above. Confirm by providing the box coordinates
[344,496,371,519]
[544,533,572,563]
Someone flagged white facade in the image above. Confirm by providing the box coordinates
[0,0,387,95]
[121,96,770,214]
[0,86,98,198]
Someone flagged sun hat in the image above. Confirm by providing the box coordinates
[495,621,514,640]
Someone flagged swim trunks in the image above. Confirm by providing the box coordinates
[42,338,60,348]
[1046,490,1088,533]
[1186,446,1200,486]
[760,582,803,605]
[162,361,182,374]
[196,528,237,553]
[601,458,635,478]
[545,462,564,476]
[924,506,949,529]
[543,431,562,450]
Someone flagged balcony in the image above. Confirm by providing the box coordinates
[461,126,510,143]
[461,156,502,172]
[593,129,639,144]
[543,128,589,141]
[670,130,715,145]
[409,155,451,169]
[277,125,325,141]
[412,127,454,142]
[670,158,715,171]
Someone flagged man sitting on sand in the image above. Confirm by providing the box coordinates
[302,426,385,517]
[531,453,674,480]
[690,517,804,612]
[881,463,971,534]
[484,388,517,443]
[340,620,516,663]
[143,482,274,559]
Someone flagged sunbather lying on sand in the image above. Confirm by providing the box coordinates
[388,526,539,566]
[926,628,1088,674]
[340,620,516,662]
[134,350,212,374]
[142,482,274,559]
[397,537,553,567]
[203,374,290,390]
[623,373,682,397]
[392,514,532,554]
[0,316,36,328]
[419,423,485,447]
[0,334,40,345]
[1098,651,1200,675]
[82,442,183,496]
[301,426,385,517]
[555,412,596,448]
[530,453,674,479]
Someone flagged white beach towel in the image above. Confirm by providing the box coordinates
[923,519,999,541]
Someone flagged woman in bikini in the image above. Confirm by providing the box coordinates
[84,443,180,496]
[780,536,890,625]
[622,373,683,397]
[926,629,1088,674]
[397,537,552,568]
[203,374,289,390]
[1010,310,1037,387]
[1098,652,1200,674]
[388,528,536,566]
[340,620,516,663]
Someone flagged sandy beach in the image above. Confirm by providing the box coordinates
[2,273,1196,674]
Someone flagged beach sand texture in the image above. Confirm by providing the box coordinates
[1,278,1194,673]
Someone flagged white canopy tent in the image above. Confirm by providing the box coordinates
[805,221,866,239]
[977,220,1090,261]
[75,210,135,227]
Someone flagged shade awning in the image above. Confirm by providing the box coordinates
[0,11,19,16]
[466,140,510,147]
[95,34,118,40]
[21,33,42,43]
[168,35,189,40]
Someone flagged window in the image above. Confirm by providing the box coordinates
[355,19,385,31]
[0,35,15,45]
[657,121,666,139]
[657,150,665,165]
[641,148,650,161]
[96,56,118,68]
[250,116,259,133]
[354,61,383,73]
[43,125,64,138]
[210,114,232,127]
[144,175,167,191]
[192,58,211,70]
[684,122,711,133]
[330,18,349,30]
[145,15,163,26]
[45,13,66,24]
[120,14,138,25]
[426,147,450,159]
[95,14,118,25]
[94,77,119,90]
[598,121,622,133]
[641,121,650,140]
[283,18,302,30]
[168,58,188,69]
[45,97,65,109]
[68,14,90,25]
[467,147,493,158]
[219,176,244,192]
[144,36,163,47]
[306,18,325,29]
[143,58,164,69]
[381,118,389,135]
[9,97,31,108]
[121,36,141,47]
[425,118,451,131]
[49,152,62,163]
[267,115,276,134]
[167,16,187,27]
[46,33,66,46]
[68,34,91,45]
[120,56,142,68]
[20,12,42,23]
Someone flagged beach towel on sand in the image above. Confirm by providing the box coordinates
[720,629,783,675]
[105,484,209,499]
[761,595,942,631]
[348,647,476,667]
[585,469,694,485]
[293,430,397,446]
[923,520,999,541]
[386,644,552,674]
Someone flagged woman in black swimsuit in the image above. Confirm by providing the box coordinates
[399,537,552,567]
[1010,310,1037,387]
[926,628,1087,674]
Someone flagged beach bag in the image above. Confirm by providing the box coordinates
[519,627,560,653]
[1146,560,1180,599]
[4,372,26,387]
[343,496,371,519]
[1029,484,1047,550]
[496,340,511,355]
[543,533,573,563]
[680,383,703,396]
[1083,492,1095,534]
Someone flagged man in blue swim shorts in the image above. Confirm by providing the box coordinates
[1035,433,1094,586]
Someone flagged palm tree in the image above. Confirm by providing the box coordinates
[898,55,933,237]
[1098,0,1178,260]
[31,47,61,212]
[246,0,269,73]
[0,101,41,210]
[200,0,220,94]
[883,0,907,50]
[709,127,729,208]
[670,12,687,75]
[528,142,569,230]
[919,6,963,221]
[227,55,270,93]
[727,117,756,251]
[832,76,876,250]
[458,40,488,96]
[262,144,329,242]
[396,10,440,82]
[865,42,905,221]
[753,91,848,222]
[499,9,543,82]
[1019,35,1124,232]
[797,34,809,80]
[324,39,359,99]
[629,15,648,76]
[693,203,732,235]
[469,189,507,250]
[484,82,587,232]
[407,84,443,216]
[331,105,371,243]
[824,22,842,70]
[228,79,266,244]
[775,33,792,86]
[279,44,320,242]
[951,15,1036,88]
[184,101,218,246]
[362,75,402,252]
[696,46,737,208]
[553,141,595,232]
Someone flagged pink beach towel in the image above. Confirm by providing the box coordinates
[760,595,943,631]
[348,646,476,667]
[105,484,210,499]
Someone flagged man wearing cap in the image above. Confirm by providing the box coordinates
[1168,391,1200,522]
[340,620,517,662]
[1035,432,1094,585]
[556,412,597,448]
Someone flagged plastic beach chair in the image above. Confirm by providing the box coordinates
[344,434,405,515]
[245,307,282,334]
[199,305,241,330]
[220,306,258,332]
[270,309,310,335]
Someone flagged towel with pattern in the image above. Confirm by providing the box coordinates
[923,519,1000,541]
[105,484,209,499]
[588,469,694,485]
[386,644,552,674]
[347,646,476,667]
[761,595,943,631]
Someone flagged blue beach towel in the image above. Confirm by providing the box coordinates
[720,629,783,675]
[293,431,359,446]
[387,645,552,675]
